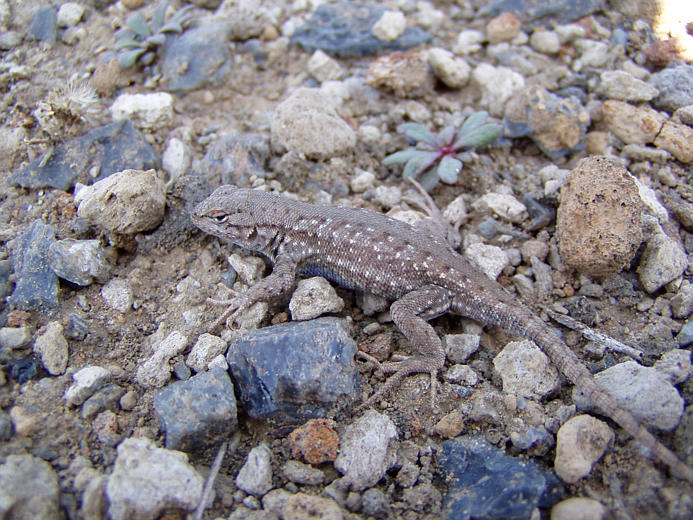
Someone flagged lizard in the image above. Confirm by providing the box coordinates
[191,184,693,483]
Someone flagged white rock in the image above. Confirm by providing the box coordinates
[471,63,525,117]
[635,179,669,222]
[75,169,166,235]
[654,349,692,385]
[554,24,586,43]
[207,354,228,371]
[416,3,443,31]
[572,360,684,431]
[428,48,471,88]
[464,243,509,280]
[64,366,111,406]
[162,138,192,183]
[236,443,273,496]
[319,80,350,106]
[551,497,607,520]
[529,30,560,54]
[444,333,480,363]
[57,2,84,28]
[637,232,688,293]
[443,195,467,228]
[357,125,380,145]
[0,454,61,519]
[101,279,133,313]
[136,331,188,388]
[33,321,69,375]
[186,334,228,373]
[373,185,402,208]
[454,30,484,55]
[307,49,344,82]
[472,192,528,223]
[270,88,355,159]
[444,364,479,386]
[671,284,693,319]
[493,340,560,399]
[372,10,406,42]
[334,410,398,491]
[48,238,111,286]
[597,70,659,102]
[289,277,344,321]
[554,415,614,483]
[0,326,32,350]
[350,169,375,193]
[110,92,174,129]
[228,253,266,285]
[106,438,204,520]
[573,39,609,69]
[356,293,390,316]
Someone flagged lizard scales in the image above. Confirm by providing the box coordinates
[192,185,693,483]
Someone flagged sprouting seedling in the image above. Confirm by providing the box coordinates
[383,111,501,191]
[114,1,193,68]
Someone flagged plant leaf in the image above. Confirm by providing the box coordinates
[459,111,488,135]
[453,124,501,149]
[402,151,439,179]
[397,123,437,147]
[437,156,462,184]
[114,37,142,50]
[118,48,146,68]
[147,33,167,46]
[151,1,168,32]
[383,149,423,165]
[420,168,440,192]
[126,13,151,38]
[436,125,456,147]
[159,21,183,33]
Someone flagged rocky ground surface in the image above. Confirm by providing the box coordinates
[1,0,693,519]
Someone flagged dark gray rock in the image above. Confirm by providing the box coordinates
[29,6,57,46]
[226,317,360,422]
[674,405,693,467]
[194,132,270,187]
[479,0,604,26]
[0,409,12,440]
[650,64,693,113]
[153,368,238,451]
[362,488,391,518]
[81,384,126,420]
[9,220,59,311]
[9,356,38,383]
[162,22,234,92]
[47,239,111,286]
[0,259,12,301]
[437,436,561,519]
[291,2,431,58]
[10,120,160,190]
[678,318,693,347]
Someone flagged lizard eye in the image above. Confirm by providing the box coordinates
[210,211,228,223]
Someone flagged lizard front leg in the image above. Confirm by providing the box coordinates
[357,284,453,411]
[209,253,298,332]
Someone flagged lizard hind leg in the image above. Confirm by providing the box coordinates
[356,285,451,412]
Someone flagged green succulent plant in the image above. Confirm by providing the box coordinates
[383,111,501,191]
[114,1,193,68]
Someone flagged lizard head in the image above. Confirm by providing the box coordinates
[191,185,272,251]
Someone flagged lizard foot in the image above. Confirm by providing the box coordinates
[208,292,251,332]
[355,356,439,413]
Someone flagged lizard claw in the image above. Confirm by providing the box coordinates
[354,357,439,413]
[209,293,251,332]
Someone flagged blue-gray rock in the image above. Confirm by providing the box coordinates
[9,356,38,383]
[479,0,604,26]
[226,317,360,422]
[0,409,12,441]
[678,318,693,347]
[64,313,89,341]
[0,259,11,301]
[153,368,238,451]
[47,239,111,286]
[291,2,431,58]
[162,22,234,92]
[650,64,693,112]
[29,6,57,46]
[81,384,126,420]
[194,132,270,187]
[362,488,392,518]
[437,437,561,519]
[9,220,59,311]
[10,120,160,190]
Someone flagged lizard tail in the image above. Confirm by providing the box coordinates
[523,316,693,484]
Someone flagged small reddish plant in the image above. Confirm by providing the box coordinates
[383,111,501,190]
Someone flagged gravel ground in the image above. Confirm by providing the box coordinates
[1,0,693,519]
